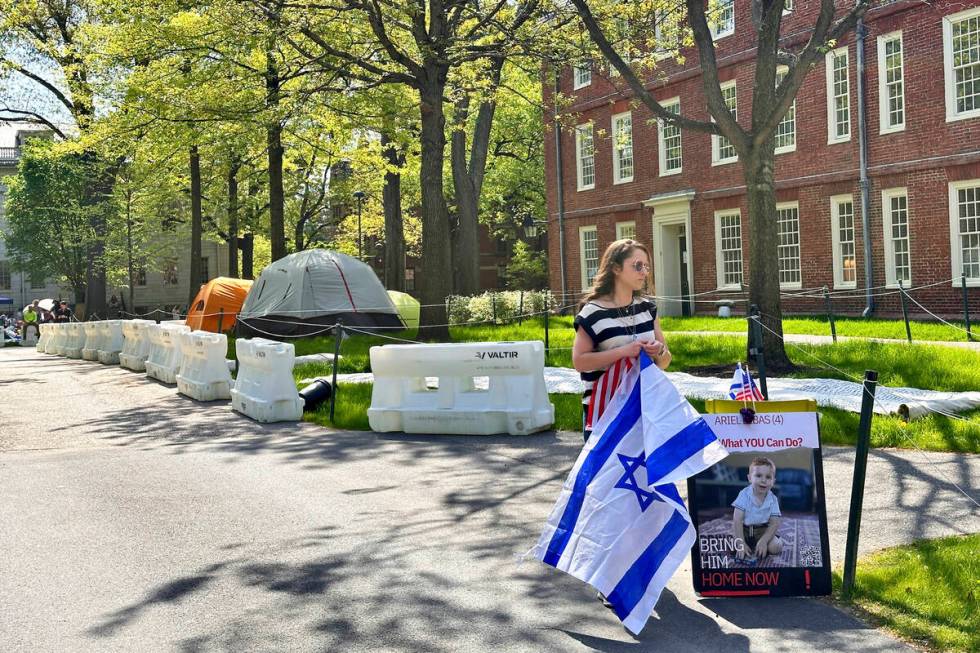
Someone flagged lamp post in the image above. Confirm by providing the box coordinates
[521,213,547,240]
[375,241,386,287]
[353,190,366,259]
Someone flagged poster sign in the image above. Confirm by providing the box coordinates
[688,411,832,597]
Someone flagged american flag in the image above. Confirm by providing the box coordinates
[728,362,765,401]
[585,357,633,430]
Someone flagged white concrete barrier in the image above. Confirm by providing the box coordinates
[47,323,66,356]
[97,320,125,365]
[176,331,232,401]
[367,341,554,436]
[81,322,104,361]
[35,323,52,353]
[119,319,155,371]
[231,338,304,422]
[145,323,191,384]
[63,323,87,359]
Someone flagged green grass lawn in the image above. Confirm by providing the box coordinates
[298,381,980,454]
[833,534,980,653]
[283,317,980,453]
[660,314,976,343]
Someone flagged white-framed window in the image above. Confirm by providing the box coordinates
[711,0,734,40]
[652,10,673,60]
[163,259,178,286]
[616,221,636,241]
[775,66,797,154]
[949,180,980,284]
[575,123,595,191]
[878,32,905,133]
[882,188,911,287]
[826,47,851,143]
[135,261,147,287]
[0,260,10,290]
[783,0,794,12]
[944,8,980,122]
[405,267,415,291]
[658,97,682,176]
[573,64,592,90]
[612,111,634,184]
[579,226,599,290]
[712,81,738,165]
[609,18,635,74]
[830,195,857,289]
[714,210,743,290]
[777,202,802,289]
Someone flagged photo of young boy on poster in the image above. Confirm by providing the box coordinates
[689,409,832,597]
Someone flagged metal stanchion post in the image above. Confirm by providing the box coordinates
[544,306,550,353]
[518,291,524,325]
[329,320,343,422]
[748,305,769,400]
[823,286,837,343]
[217,308,224,334]
[898,280,912,343]
[962,273,973,343]
[842,369,879,598]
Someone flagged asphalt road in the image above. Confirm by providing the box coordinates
[2,347,978,652]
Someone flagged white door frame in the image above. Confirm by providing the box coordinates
[643,189,695,317]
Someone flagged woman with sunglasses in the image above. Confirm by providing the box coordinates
[572,238,671,442]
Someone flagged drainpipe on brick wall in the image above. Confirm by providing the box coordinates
[856,18,875,317]
[553,71,569,309]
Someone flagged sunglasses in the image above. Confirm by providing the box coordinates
[630,260,651,273]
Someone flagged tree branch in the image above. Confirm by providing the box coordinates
[683,0,747,146]
[753,0,871,148]
[0,106,67,139]
[6,61,77,115]
[568,0,719,134]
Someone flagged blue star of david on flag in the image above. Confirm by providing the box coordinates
[614,452,662,512]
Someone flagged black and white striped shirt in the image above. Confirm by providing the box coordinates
[573,298,658,406]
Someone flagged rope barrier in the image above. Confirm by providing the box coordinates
[750,316,980,510]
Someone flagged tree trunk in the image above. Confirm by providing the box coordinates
[228,159,240,278]
[266,22,286,262]
[381,132,405,292]
[241,233,254,280]
[744,151,793,372]
[126,188,135,312]
[294,216,305,253]
[450,58,502,296]
[417,81,452,340]
[188,145,203,307]
[450,96,480,295]
[267,123,286,262]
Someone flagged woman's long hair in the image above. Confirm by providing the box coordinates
[581,239,651,307]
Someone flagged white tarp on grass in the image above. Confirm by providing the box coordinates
[311,367,980,419]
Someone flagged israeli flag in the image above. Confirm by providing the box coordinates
[530,352,728,634]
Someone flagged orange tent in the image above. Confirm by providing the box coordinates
[185,277,253,332]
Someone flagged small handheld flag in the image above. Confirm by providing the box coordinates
[728,362,765,402]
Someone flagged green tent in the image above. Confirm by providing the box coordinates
[387,291,419,331]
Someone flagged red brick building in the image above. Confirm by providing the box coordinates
[543,0,980,319]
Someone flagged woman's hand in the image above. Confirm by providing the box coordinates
[620,340,644,360]
[640,340,666,359]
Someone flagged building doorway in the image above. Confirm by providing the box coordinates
[645,190,695,318]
